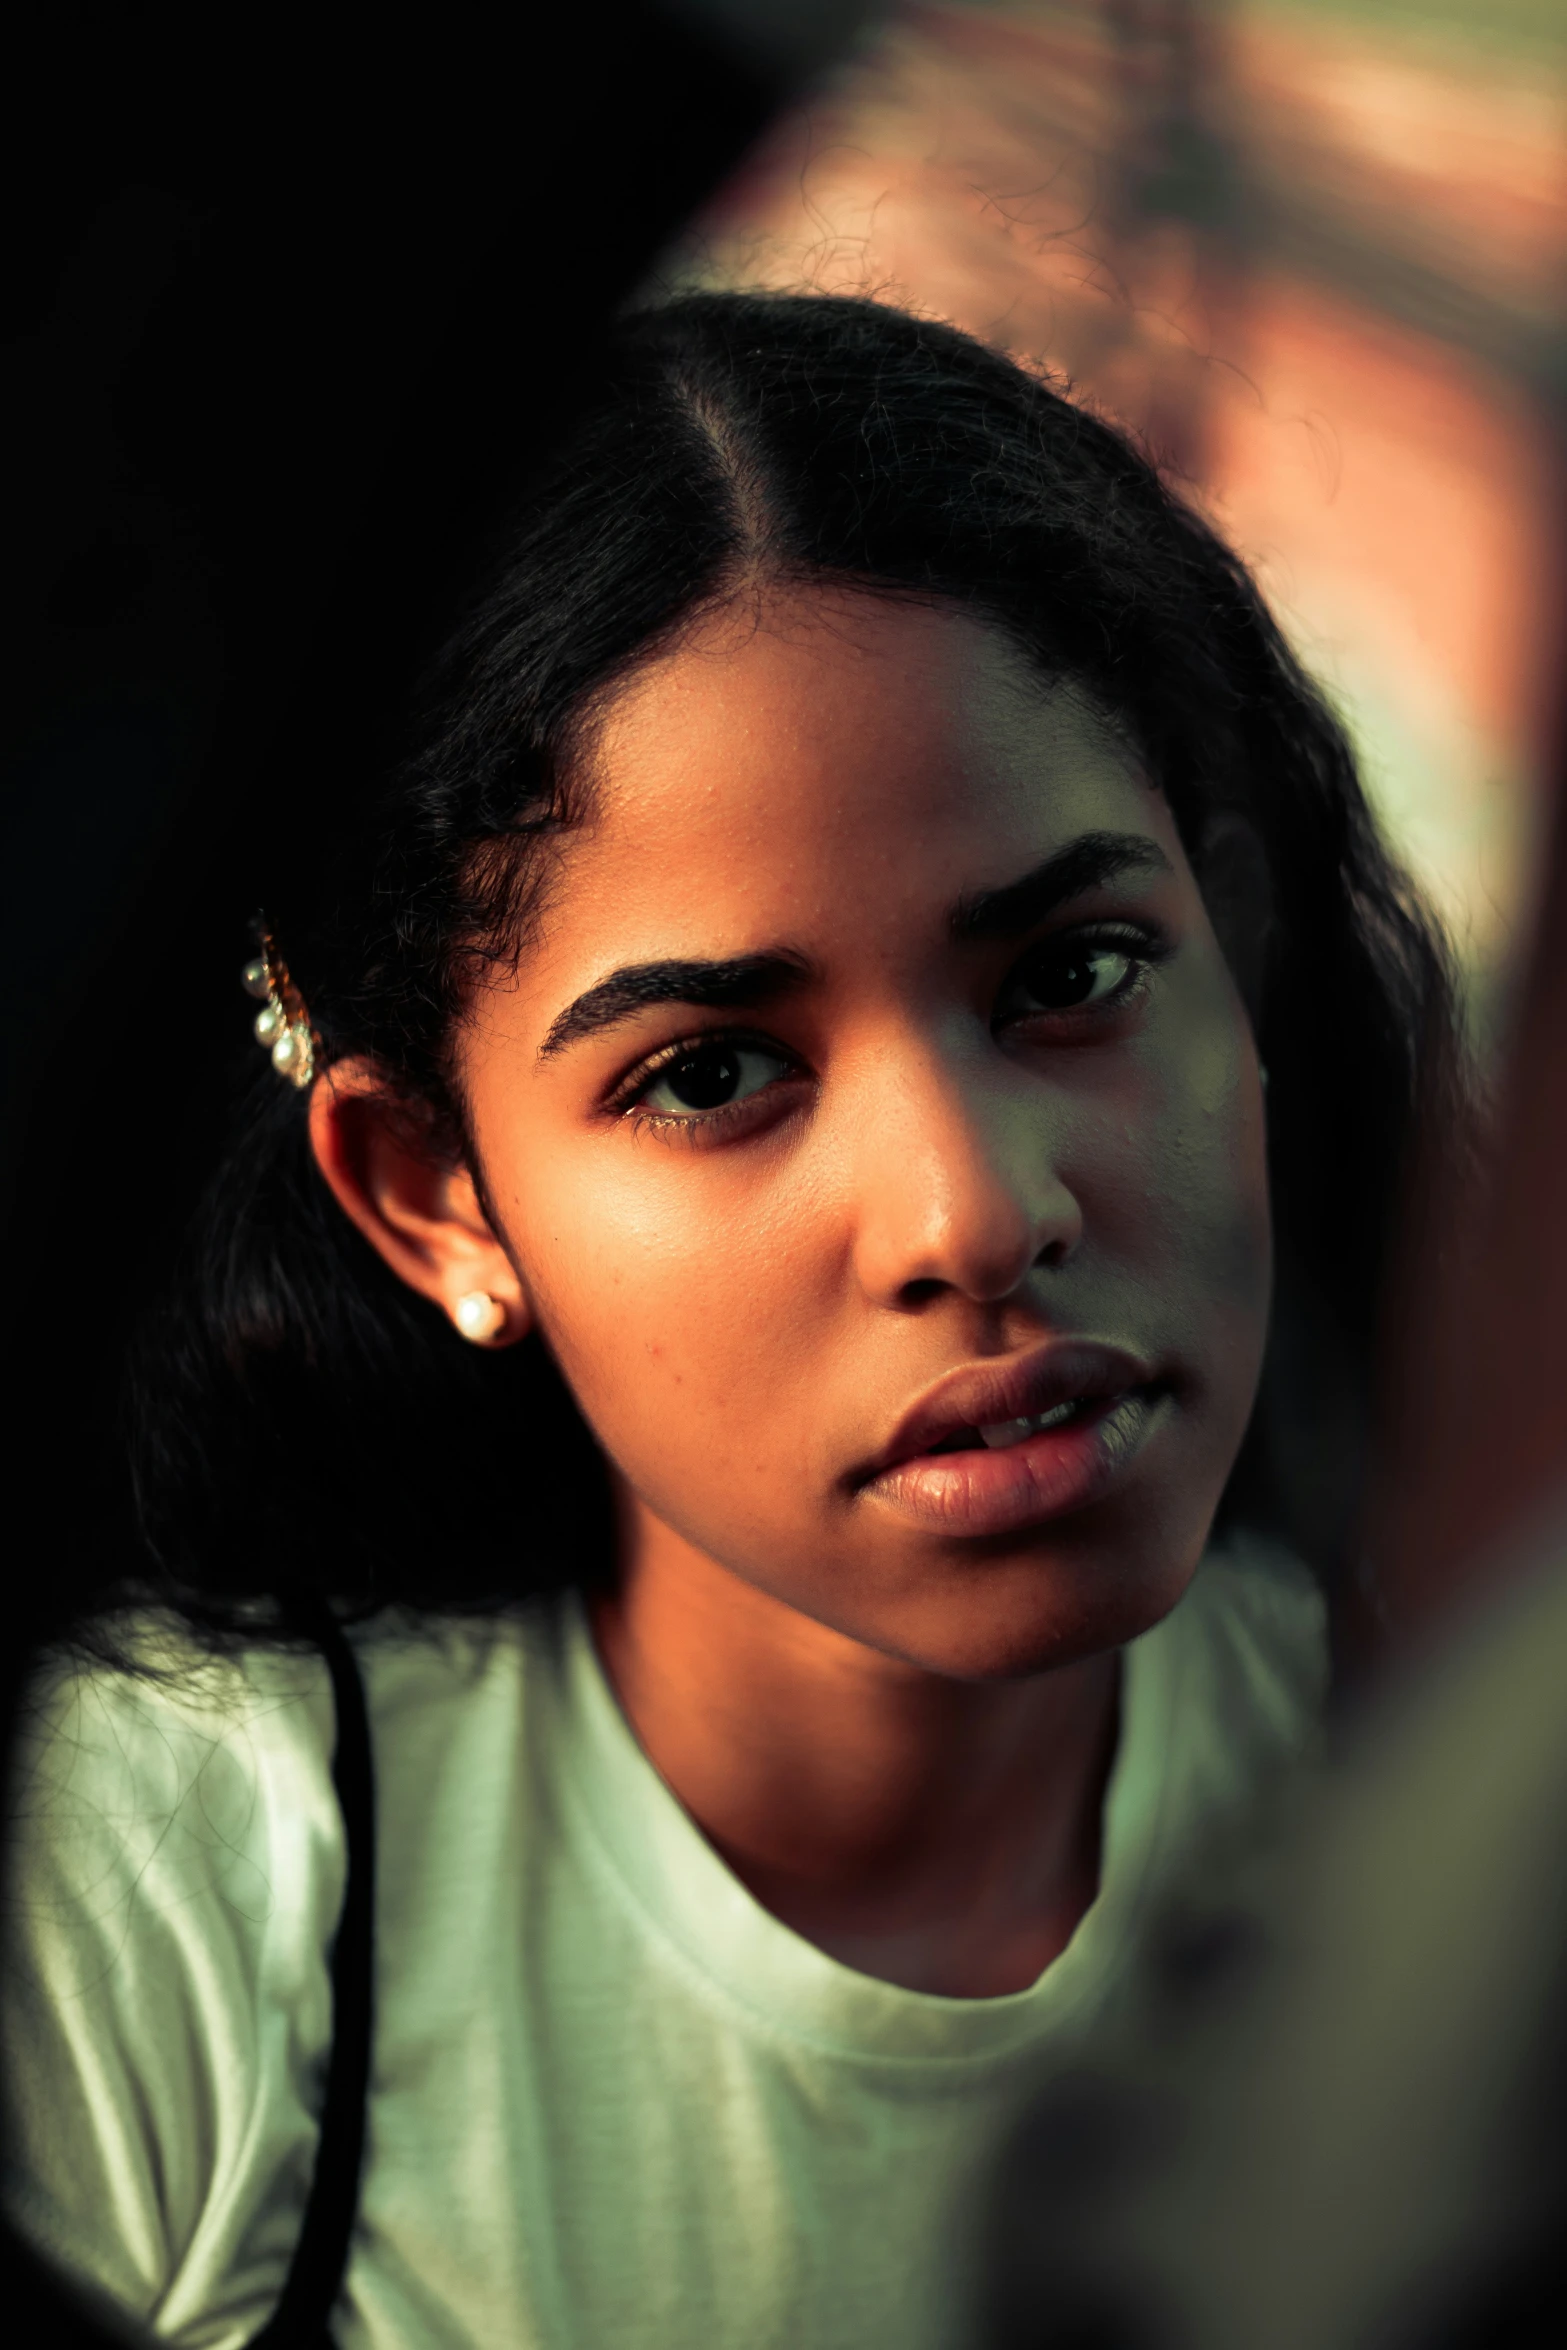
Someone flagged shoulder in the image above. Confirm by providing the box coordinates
[1117,1533,1329,1875]
[7,1620,339,1942]
[6,1603,564,1925]
[2,1624,343,2323]
[1,1604,561,2331]
[350,1602,573,1937]
[352,1599,561,1734]
[1169,1530,1330,1739]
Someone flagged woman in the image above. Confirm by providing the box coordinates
[4,293,1458,2349]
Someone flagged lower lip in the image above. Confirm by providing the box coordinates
[863,1389,1166,1538]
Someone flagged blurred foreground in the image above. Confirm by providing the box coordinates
[981,1499,1567,2348]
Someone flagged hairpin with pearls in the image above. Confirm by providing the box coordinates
[241,928,319,1089]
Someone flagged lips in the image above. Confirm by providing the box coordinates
[862,1339,1161,1480]
[854,1338,1168,1540]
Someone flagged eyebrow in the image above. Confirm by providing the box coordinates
[949,831,1173,943]
[538,831,1173,1058]
[538,949,817,1058]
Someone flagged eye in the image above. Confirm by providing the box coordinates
[634,1039,793,1120]
[1001,935,1148,1021]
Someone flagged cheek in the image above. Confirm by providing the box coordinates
[1082,992,1271,1360]
[508,1143,820,1482]
[1157,1020,1272,1372]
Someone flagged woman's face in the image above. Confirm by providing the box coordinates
[458,589,1270,1678]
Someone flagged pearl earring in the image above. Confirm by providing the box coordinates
[454,1292,506,1344]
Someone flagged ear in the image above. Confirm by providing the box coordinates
[1196,810,1275,1027]
[308,1059,530,1346]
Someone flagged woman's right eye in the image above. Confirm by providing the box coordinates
[633,1040,793,1121]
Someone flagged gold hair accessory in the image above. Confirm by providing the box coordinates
[241,929,319,1089]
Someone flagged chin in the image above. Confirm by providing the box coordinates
[886,1525,1206,1682]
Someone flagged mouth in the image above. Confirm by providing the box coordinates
[923,1395,1105,1454]
[856,1340,1169,1539]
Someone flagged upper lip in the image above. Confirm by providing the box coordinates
[860,1338,1160,1479]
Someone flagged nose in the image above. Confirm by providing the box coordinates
[848,1033,1084,1310]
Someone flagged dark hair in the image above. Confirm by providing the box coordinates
[106,290,1462,1657]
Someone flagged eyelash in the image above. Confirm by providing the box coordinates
[613,1034,802,1146]
[624,1104,765,1147]
[607,921,1171,1143]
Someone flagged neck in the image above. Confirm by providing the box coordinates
[590,1505,1122,1999]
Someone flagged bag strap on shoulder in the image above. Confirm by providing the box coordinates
[248,1607,376,2349]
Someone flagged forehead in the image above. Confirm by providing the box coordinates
[529,590,1172,974]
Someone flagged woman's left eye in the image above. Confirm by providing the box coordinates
[633,1040,793,1120]
[1000,937,1148,1021]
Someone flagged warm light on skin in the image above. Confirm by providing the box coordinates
[319,588,1271,1672]
[472,594,1266,1664]
[312,588,1271,1992]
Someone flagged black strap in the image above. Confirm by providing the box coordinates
[248,1611,376,2348]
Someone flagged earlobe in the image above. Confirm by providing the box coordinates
[307,1059,531,1346]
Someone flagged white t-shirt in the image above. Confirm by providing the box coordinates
[3,1539,1325,2350]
